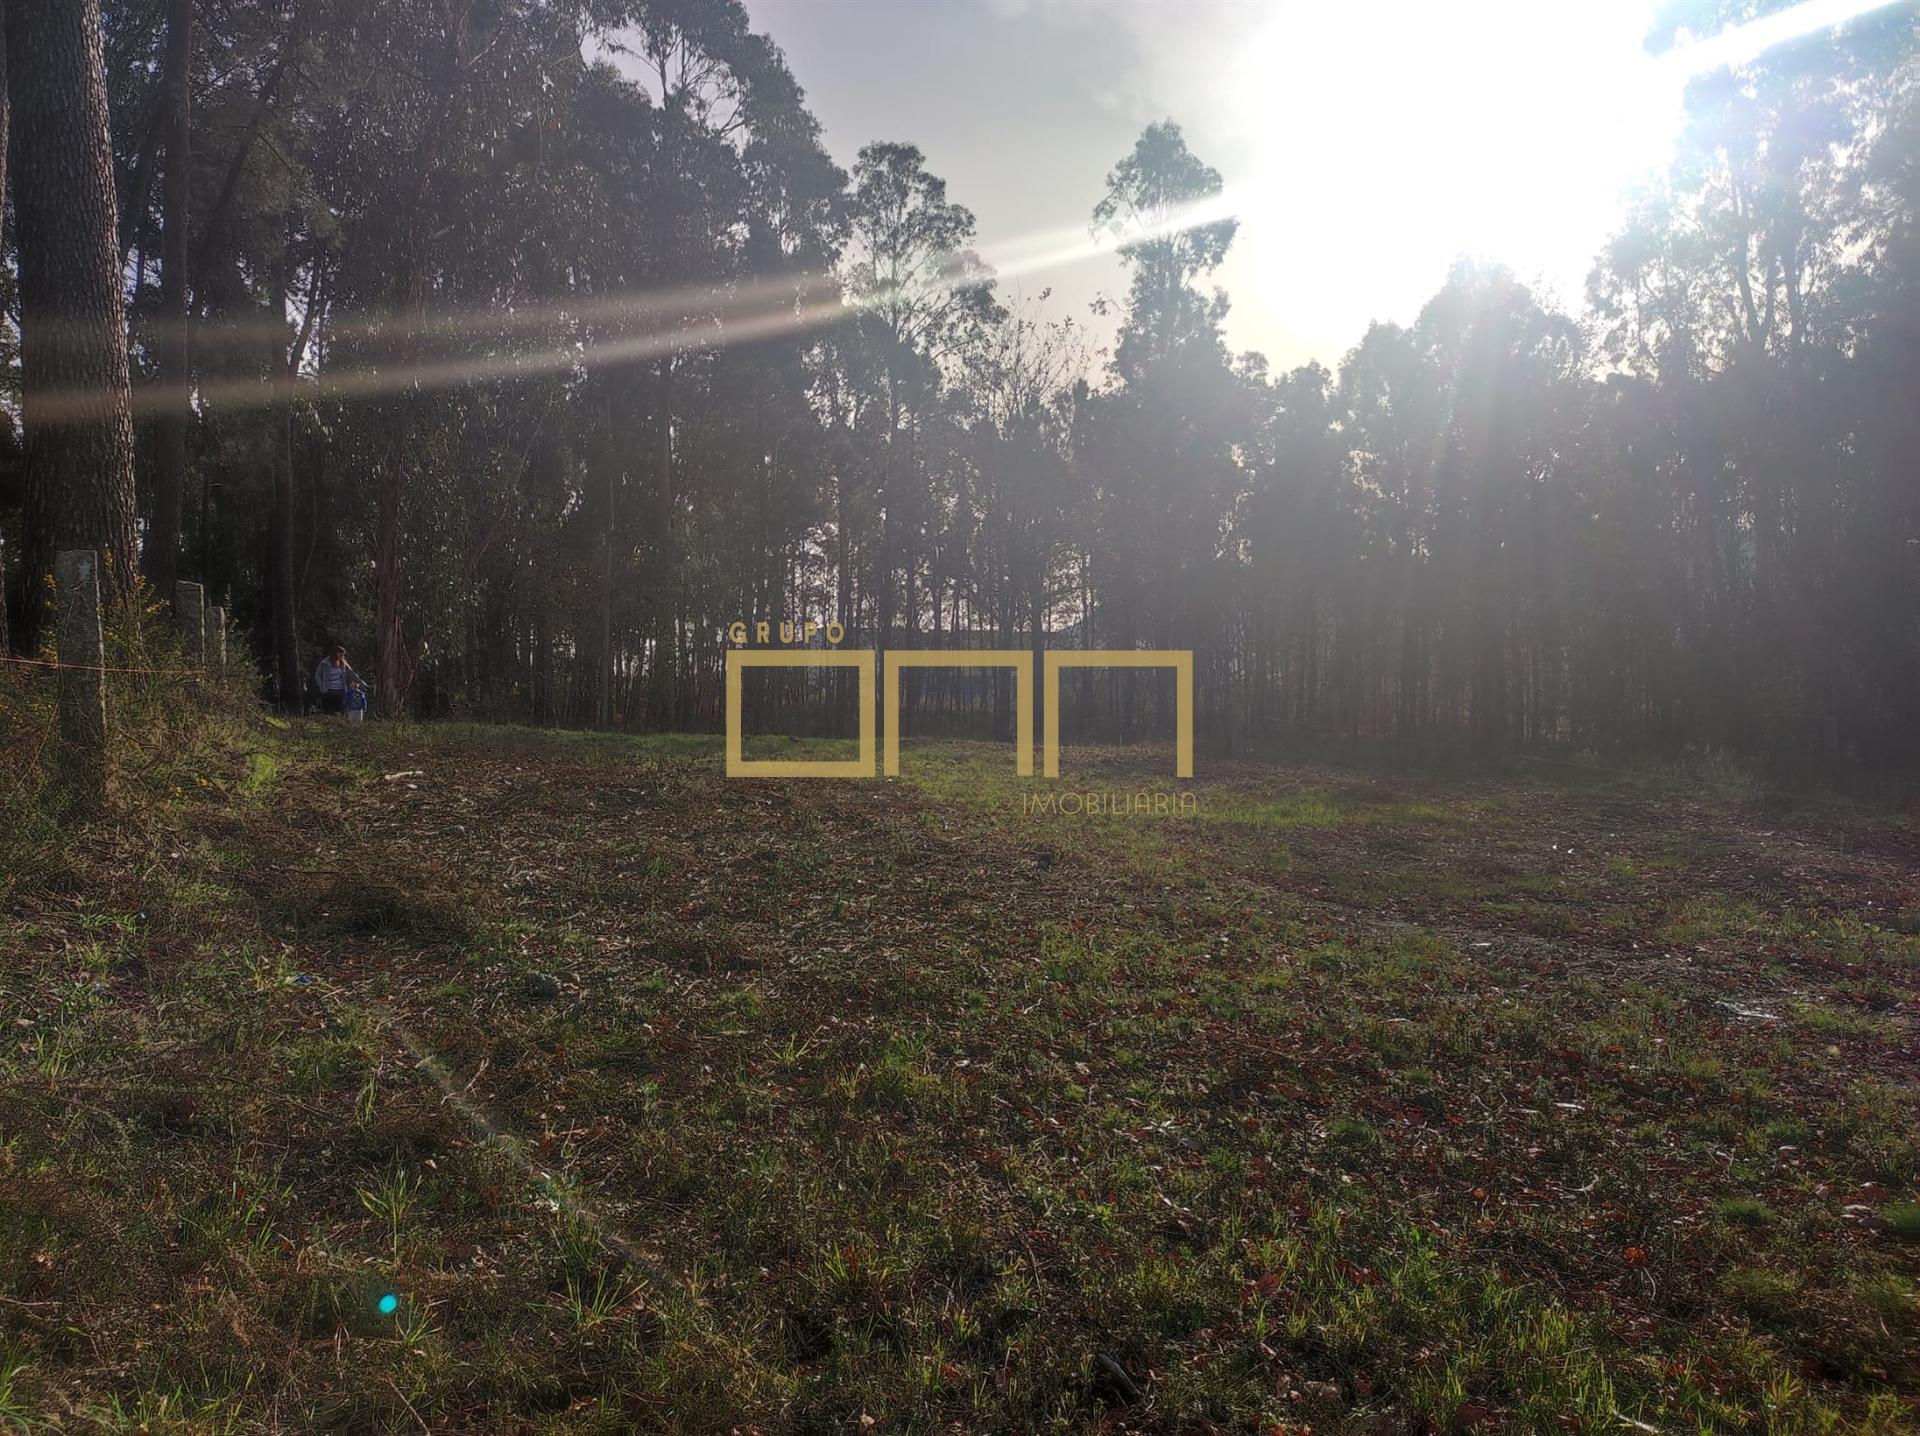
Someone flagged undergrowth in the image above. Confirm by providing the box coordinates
[0,586,261,905]
[2,673,1917,1431]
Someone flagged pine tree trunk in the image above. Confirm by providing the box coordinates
[5,0,139,650]
[374,210,427,724]
[271,250,301,715]
[1029,572,1046,761]
[645,358,674,726]
[373,12,464,719]
[598,482,612,728]
[836,465,855,733]
[147,0,191,600]
[0,18,11,657]
[374,373,412,718]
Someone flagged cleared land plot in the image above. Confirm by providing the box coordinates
[3,725,1918,1433]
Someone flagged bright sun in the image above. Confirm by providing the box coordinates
[1219,0,1903,364]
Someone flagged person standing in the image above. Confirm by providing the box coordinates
[312,645,361,717]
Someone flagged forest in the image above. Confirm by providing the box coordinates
[7,5,1920,1430]
[2,0,1917,762]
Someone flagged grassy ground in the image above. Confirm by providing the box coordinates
[2,716,1918,1433]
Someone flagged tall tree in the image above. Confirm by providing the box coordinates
[1084,121,1243,742]
[146,0,191,600]
[373,4,469,718]
[0,13,10,657]
[6,0,139,649]
[16,0,1902,768]
[964,295,1084,742]
[843,140,995,734]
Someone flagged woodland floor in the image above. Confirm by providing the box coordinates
[2,722,1919,1433]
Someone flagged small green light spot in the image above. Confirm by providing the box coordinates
[377,1292,398,1316]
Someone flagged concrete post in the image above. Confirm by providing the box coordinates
[210,605,228,673]
[174,580,205,665]
[54,551,107,806]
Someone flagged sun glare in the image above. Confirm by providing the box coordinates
[1223,0,1905,361]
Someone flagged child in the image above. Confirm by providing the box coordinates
[346,680,369,722]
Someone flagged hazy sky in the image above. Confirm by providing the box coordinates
[741,0,1686,374]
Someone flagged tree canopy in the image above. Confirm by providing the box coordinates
[3,0,1916,763]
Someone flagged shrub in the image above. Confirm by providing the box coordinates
[0,585,261,907]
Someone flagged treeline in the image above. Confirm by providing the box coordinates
[1,0,1916,762]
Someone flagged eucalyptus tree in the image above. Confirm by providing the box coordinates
[1239,360,1346,735]
[843,141,998,669]
[963,293,1085,739]
[1082,121,1246,741]
[8,0,1914,766]
[1409,262,1584,742]
[1588,0,1920,755]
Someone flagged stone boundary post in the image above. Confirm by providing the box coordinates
[174,580,205,665]
[54,551,107,805]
